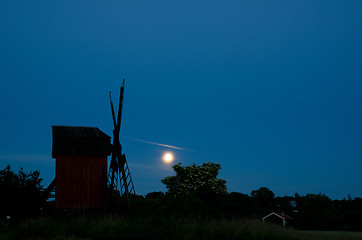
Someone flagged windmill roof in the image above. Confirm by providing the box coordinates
[52,126,111,158]
[52,126,110,139]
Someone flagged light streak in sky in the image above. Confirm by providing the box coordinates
[129,138,191,151]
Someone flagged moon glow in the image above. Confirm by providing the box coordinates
[162,152,174,164]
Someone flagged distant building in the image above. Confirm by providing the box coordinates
[262,212,293,226]
[52,126,111,208]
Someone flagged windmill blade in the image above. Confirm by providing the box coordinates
[110,152,119,172]
[109,152,118,190]
[116,79,125,132]
[109,91,119,185]
[109,92,117,128]
[109,88,121,190]
[117,154,126,186]
[108,79,135,203]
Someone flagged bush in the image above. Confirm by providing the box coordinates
[0,165,43,222]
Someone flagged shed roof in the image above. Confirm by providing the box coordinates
[52,126,111,158]
[262,212,293,221]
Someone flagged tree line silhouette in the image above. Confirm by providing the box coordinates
[1,163,361,231]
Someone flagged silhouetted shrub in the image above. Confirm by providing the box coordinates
[0,165,43,222]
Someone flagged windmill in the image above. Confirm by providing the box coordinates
[108,79,135,202]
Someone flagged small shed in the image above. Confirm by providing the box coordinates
[262,212,293,226]
[52,126,111,208]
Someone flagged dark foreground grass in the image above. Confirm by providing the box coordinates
[1,216,361,240]
[300,230,362,239]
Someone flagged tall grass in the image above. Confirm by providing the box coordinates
[3,216,361,240]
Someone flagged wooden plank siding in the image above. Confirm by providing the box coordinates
[52,126,111,209]
[55,154,107,208]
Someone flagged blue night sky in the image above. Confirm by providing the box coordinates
[1,1,361,199]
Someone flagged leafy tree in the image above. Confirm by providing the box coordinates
[161,162,227,199]
[145,191,165,200]
[296,193,334,230]
[0,165,43,221]
[275,196,295,212]
[251,187,275,200]
[251,187,275,215]
[221,192,253,218]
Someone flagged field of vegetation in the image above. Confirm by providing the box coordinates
[300,230,362,239]
[1,163,362,239]
[0,215,361,240]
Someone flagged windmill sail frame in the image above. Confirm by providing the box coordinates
[108,79,135,201]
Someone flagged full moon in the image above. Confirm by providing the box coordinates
[162,152,174,164]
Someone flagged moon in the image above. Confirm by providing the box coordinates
[162,152,174,164]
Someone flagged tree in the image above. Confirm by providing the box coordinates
[251,187,275,200]
[222,192,253,217]
[0,165,43,221]
[251,187,275,215]
[145,191,165,200]
[297,193,334,230]
[161,162,227,199]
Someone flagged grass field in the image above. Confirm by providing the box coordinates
[300,230,362,239]
[1,216,361,240]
